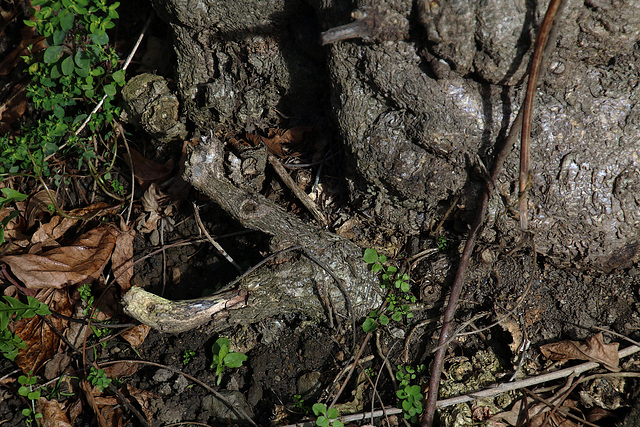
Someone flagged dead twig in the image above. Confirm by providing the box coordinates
[420,2,569,424]
[518,0,565,230]
[74,17,151,136]
[267,154,328,227]
[435,344,640,408]
[192,202,242,272]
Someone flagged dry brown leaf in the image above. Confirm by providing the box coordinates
[529,399,581,427]
[137,184,164,233]
[43,353,72,381]
[26,190,55,229]
[31,202,115,245]
[103,362,139,379]
[14,289,71,374]
[237,126,312,158]
[36,397,72,427]
[0,83,28,133]
[80,380,123,427]
[120,325,151,348]
[261,126,312,158]
[68,398,84,425]
[125,384,157,425]
[540,333,619,372]
[1,226,118,289]
[0,27,46,76]
[0,204,27,242]
[126,148,175,189]
[112,223,134,290]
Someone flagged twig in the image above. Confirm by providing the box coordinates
[75,16,151,136]
[518,0,565,231]
[300,247,355,345]
[421,2,566,424]
[267,154,328,227]
[522,387,600,427]
[115,122,136,224]
[99,359,258,427]
[285,344,640,426]
[192,202,242,272]
[435,344,640,408]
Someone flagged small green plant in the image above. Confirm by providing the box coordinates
[362,248,415,333]
[209,337,247,386]
[87,366,111,392]
[0,296,51,361]
[312,403,344,427]
[1,0,125,190]
[292,394,311,414]
[78,283,94,316]
[396,364,425,423]
[437,235,448,251]
[18,371,43,426]
[183,349,196,366]
[0,188,28,245]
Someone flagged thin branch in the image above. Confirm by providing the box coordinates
[518,0,564,230]
[192,202,242,272]
[267,154,328,227]
[75,16,151,136]
[421,1,566,424]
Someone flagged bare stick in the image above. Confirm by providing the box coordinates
[421,2,566,425]
[518,0,564,230]
[75,16,151,136]
[192,202,242,272]
[268,154,328,227]
[282,344,640,427]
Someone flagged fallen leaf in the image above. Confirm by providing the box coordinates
[36,397,72,427]
[540,333,619,372]
[0,83,28,133]
[112,222,135,290]
[136,183,164,233]
[103,362,139,379]
[14,289,71,374]
[0,27,46,76]
[80,380,123,427]
[235,126,313,158]
[1,226,118,289]
[120,324,151,348]
[125,383,157,425]
[125,148,174,189]
[26,189,56,229]
[30,201,114,242]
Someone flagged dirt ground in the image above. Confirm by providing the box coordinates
[2,0,640,426]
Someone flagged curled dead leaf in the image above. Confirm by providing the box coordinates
[14,289,71,374]
[1,226,118,289]
[35,397,72,427]
[120,324,151,348]
[126,148,175,189]
[539,333,619,372]
[112,225,135,290]
[233,126,313,158]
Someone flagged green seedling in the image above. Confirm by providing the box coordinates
[209,337,247,386]
[362,248,416,332]
[18,371,43,427]
[87,367,111,392]
[183,349,196,366]
[312,403,343,427]
[1,0,125,194]
[396,364,425,423]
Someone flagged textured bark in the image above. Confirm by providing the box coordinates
[150,0,640,273]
